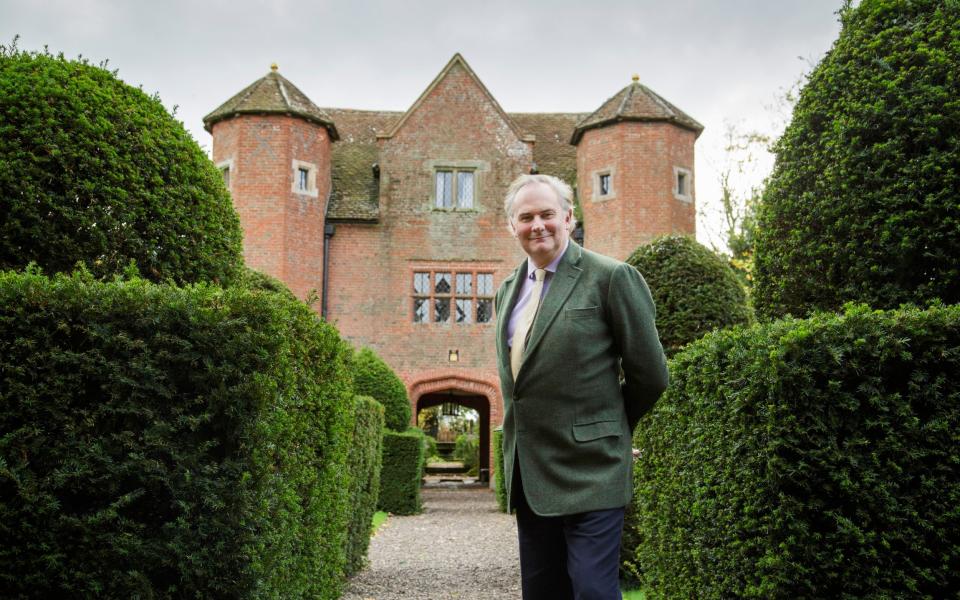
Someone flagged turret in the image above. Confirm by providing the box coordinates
[572,75,702,260]
[203,64,338,300]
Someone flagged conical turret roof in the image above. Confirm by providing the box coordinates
[203,65,339,139]
[571,77,702,144]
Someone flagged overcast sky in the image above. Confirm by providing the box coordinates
[1,0,845,249]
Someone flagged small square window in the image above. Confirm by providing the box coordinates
[220,166,230,188]
[298,168,309,191]
[677,172,687,196]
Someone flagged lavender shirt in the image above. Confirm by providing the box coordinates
[507,241,569,348]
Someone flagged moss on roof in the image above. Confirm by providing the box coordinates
[203,69,338,139]
[323,109,584,222]
[324,108,400,222]
[571,80,703,144]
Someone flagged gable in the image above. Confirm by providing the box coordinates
[378,54,530,150]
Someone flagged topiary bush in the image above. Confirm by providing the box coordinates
[624,303,960,598]
[0,42,243,285]
[0,267,355,599]
[343,395,385,576]
[754,0,960,319]
[626,235,752,355]
[238,266,297,300]
[352,347,411,431]
[377,429,424,516]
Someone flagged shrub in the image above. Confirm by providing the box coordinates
[454,433,479,475]
[624,303,960,598]
[626,235,752,355]
[423,433,439,462]
[493,428,508,513]
[238,266,297,300]
[352,347,411,432]
[754,0,960,319]
[343,396,385,576]
[0,268,355,598]
[378,429,424,516]
[0,43,243,285]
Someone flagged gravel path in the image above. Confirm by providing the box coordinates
[342,484,521,600]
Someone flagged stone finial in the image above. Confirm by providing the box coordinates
[271,63,279,72]
[632,74,639,83]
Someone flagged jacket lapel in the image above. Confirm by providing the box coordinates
[520,242,583,370]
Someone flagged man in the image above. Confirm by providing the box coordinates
[495,174,668,600]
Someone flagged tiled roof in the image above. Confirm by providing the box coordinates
[323,109,584,222]
[510,112,586,187]
[203,67,339,140]
[571,79,703,144]
[324,108,401,222]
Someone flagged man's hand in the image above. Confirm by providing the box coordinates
[632,447,641,462]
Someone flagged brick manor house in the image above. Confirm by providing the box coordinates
[203,54,702,479]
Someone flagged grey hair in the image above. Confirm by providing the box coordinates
[503,174,578,230]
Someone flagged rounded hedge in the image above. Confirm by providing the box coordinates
[626,235,752,355]
[754,0,960,319]
[351,347,411,432]
[0,43,243,285]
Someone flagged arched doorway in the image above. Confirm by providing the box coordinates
[417,392,490,482]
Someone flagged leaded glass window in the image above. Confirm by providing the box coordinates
[434,168,475,209]
[477,299,493,323]
[456,299,473,323]
[412,270,494,324]
[435,171,454,208]
[435,298,451,322]
[457,171,474,208]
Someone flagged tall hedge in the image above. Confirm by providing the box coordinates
[352,347,411,431]
[754,0,960,319]
[378,429,424,516]
[343,395,385,576]
[626,235,753,355]
[0,43,243,285]
[624,303,960,598]
[0,268,355,598]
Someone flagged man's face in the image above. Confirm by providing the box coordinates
[509,182,572,268]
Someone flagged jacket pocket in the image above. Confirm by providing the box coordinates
[572,419,622,442]
[565,306,600,319]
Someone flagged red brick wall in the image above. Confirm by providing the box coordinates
[576,122,697,260]
[328,62,533,436]
[210,114,331,300]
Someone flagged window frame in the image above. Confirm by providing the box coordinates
[592,167,617,201]
[217,158,234,191]
[433,167,476,211]
[412,268,495,325]
[291,159,318,197]
[673,166,693,202]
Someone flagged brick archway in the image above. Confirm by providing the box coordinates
[409,375,502,486]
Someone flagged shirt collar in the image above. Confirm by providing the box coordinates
[526,240,569,279]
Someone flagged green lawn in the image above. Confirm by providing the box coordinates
[371,511,388,535]
[621,588,647,600]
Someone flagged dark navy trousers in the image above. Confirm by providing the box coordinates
[513,469,625,600]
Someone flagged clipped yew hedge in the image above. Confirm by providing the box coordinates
[378,429,424,516]
[343,395,385,576]
[352,347,411,432]
[0,268,354,599]
[627,235,752,355]
[754,0,960,319]
[624,303,960,598]
[0,43,243,285]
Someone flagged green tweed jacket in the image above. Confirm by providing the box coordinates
[495,241,668,516]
